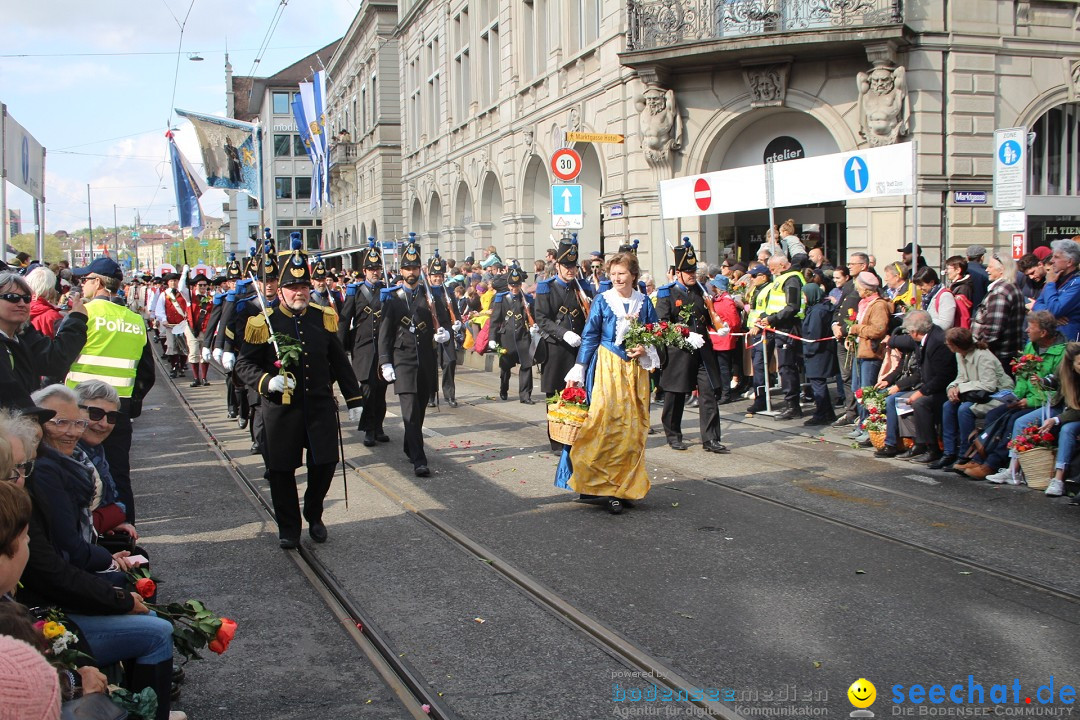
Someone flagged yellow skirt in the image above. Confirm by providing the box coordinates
[568,346,652,500]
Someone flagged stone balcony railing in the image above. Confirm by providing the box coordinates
[626,0,903,51]
[329,142,357,169]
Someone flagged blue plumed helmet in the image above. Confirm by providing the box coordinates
[263,227,272,239]
[556,233,579,266]
[400,232,422,269]
[290,231,303,251]
[280,232,311,286]
[617,238,640,255]
[673,236,698,271]
[363,237,381,269]
[427,248,447,275]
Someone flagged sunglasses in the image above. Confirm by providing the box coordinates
[47,418,89,432]
[79,405,120,424]
[5,460,33,482]
[0,293,31,304]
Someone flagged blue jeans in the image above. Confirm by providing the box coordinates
[854,359,882,420]
[1057,422,1080,470]
[68,611,174,666]
[884,391,914,447]
[941,400,977,457]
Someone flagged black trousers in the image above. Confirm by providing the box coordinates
[913,391,947,447]
[499,353,532,400]
[431,354,457,403]
[715,349,734,401]
[776,332,803,408]
[359,375,388,433]
[661,364,721,444]
[267,462,336,540]
[808,377,837,421]
[102,413,135,523]
[399,376,432,468]
[225,374,237,415]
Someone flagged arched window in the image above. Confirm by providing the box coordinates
[1029,103,1080,196]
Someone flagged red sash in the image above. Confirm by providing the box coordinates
[187,295,211,333]
[164,291,187,324]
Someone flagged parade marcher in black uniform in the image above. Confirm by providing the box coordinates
[426,251,462,408]
[228,243,280,447]
[310,255,334,309]
[339,240,391,447]
[656,238,729,453]
[235,236,363,548]
[378,237,453,477]
[488,264,538,403]
[534,236,591,449]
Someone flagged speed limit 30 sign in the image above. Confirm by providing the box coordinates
[551,148,582,182]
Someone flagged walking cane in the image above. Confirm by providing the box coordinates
[335,410,349,510]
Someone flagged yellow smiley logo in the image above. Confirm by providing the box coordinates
[848,678,876,709]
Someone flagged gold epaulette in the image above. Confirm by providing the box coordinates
[319,304,339,334]
[244,311,271,344]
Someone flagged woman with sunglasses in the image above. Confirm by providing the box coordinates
[0,271,88,410]
[74,381,138,543]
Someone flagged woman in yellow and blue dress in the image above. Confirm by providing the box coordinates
[555,251,660,514]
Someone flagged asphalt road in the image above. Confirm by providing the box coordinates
[139,356,1080,720]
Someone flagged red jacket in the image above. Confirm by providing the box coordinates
[29,298,63,337]
[186,294,212,334]
[708,293,742,351]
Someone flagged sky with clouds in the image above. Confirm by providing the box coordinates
[0,0,355,233]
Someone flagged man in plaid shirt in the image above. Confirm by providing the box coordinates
[972,255,1027,373]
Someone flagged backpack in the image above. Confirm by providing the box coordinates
[933,288,971,329]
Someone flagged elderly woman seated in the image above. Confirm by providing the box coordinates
[29,384,135,580]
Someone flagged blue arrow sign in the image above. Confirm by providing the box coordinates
[844,156,869,194]
[999,140,1022,166]
[551,184,584,229]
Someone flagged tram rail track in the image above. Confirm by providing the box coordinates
[451,371,1080,605]
[166,358,742,719]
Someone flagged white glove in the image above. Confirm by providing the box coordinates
[434,327,451,344]
[716,324,731,337]
[488,341,498,350]
[563,331,582,348]
[564,364,585,385]
[268,375,296,393]
[452,321,462,331]
[222,352,236,371]
[530,324,540,336]
[687,332,706,349]
[381,363,396,382]
[201,347,212,362]
[212,347,223,363]
[348,407,363,422]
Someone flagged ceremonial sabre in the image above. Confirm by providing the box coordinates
[249,273,295,405]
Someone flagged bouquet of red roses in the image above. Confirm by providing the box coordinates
[1010,353,1043,380]
[623,319,696,351]
[547,386,589,445]
[1007,423,1056,453]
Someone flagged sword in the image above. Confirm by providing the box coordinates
[248,272,294,404]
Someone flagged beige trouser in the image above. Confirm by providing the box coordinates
[183,325,203,364]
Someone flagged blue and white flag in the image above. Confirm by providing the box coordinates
[314,70,332,208]
[174,108,263,207]
[291,95,321,213]
[167,131,206,237]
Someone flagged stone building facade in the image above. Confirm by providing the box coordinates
[322,0,1080,276]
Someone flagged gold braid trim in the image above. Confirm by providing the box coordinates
[320,304,339,333]
[244,312,271,344]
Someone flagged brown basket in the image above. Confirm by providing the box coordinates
[549,420,582,446]
[868,430,886,450]
[1017,447,1055,490]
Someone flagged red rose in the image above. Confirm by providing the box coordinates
[1041,433,1054,443]
[680,326,690,337]
[645,323,654,331]
[135,577,156,599]
[675,300,683,307]
[208,618,237,655]
[855,388,864,399]
[660,321,669,330]
[561,388,576,401]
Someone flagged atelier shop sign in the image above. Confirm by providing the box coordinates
[763,136,805,164]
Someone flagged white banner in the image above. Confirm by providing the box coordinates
[2,106,45,201]
[771,141,914,207]
[659,141,914,219]
[659,165,768,219]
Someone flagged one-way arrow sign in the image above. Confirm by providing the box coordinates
[551,184,583,229]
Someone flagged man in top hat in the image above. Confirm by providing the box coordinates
[655,238,728,453]
[377,235,453,477]
[153,270,189,378]
[235,234,363,548]
[66,256,155,523]
[339,239,392,446]
[534,235,592,449]
[488,263,538,404]
[425,250,462,408]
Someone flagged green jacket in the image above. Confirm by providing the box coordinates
[1013,335,1066,405]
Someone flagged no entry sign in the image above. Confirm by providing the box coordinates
[551,148,581,182]
[694,178,712,211]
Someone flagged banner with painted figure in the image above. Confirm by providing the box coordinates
[173,108,262,207]
[167,131,206,237]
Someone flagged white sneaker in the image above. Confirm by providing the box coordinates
[1008,469,1024,486]
[169,712,189,720]
[987,468,1013,484]
[1045,478,1065,497]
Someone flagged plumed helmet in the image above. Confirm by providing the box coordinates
[279,232,312,287]
[400,232,422,269]
[672,236,698,272]
[362,237,382,269]
[427,249,447,275]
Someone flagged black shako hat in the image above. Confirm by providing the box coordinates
[258,240,279,281]
[618,239,640,255]
[311,253,328,281]
[279,233,312,287]
[507,263,528,285]
[225,252,243,280]
[427,249,447,275]
[400,233,422,269]
[673,237,699,273]
[362,238,382,269]
[556,234,580,266]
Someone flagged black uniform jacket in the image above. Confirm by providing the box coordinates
[654,281,721,394]
[339,281,384,381]
[0,312,87,409]
[489,291,535,365]
[533,277,590,393]
[235,303,362,471]
[378,284,451,395]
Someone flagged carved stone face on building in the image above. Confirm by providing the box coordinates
[646,94,665,114]
[870,69,895,94]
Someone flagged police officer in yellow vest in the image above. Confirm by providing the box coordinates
[744,263,774,414]
[755,254,806,420]
[66,257,156,523]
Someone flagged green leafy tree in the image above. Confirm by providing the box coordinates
[8,233,66,264]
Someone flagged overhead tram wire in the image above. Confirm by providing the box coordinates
[0,45,329,59]
[246,0,290,78]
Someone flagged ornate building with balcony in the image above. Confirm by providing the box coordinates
[374,0,1080,274]
[320,0,403,270]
